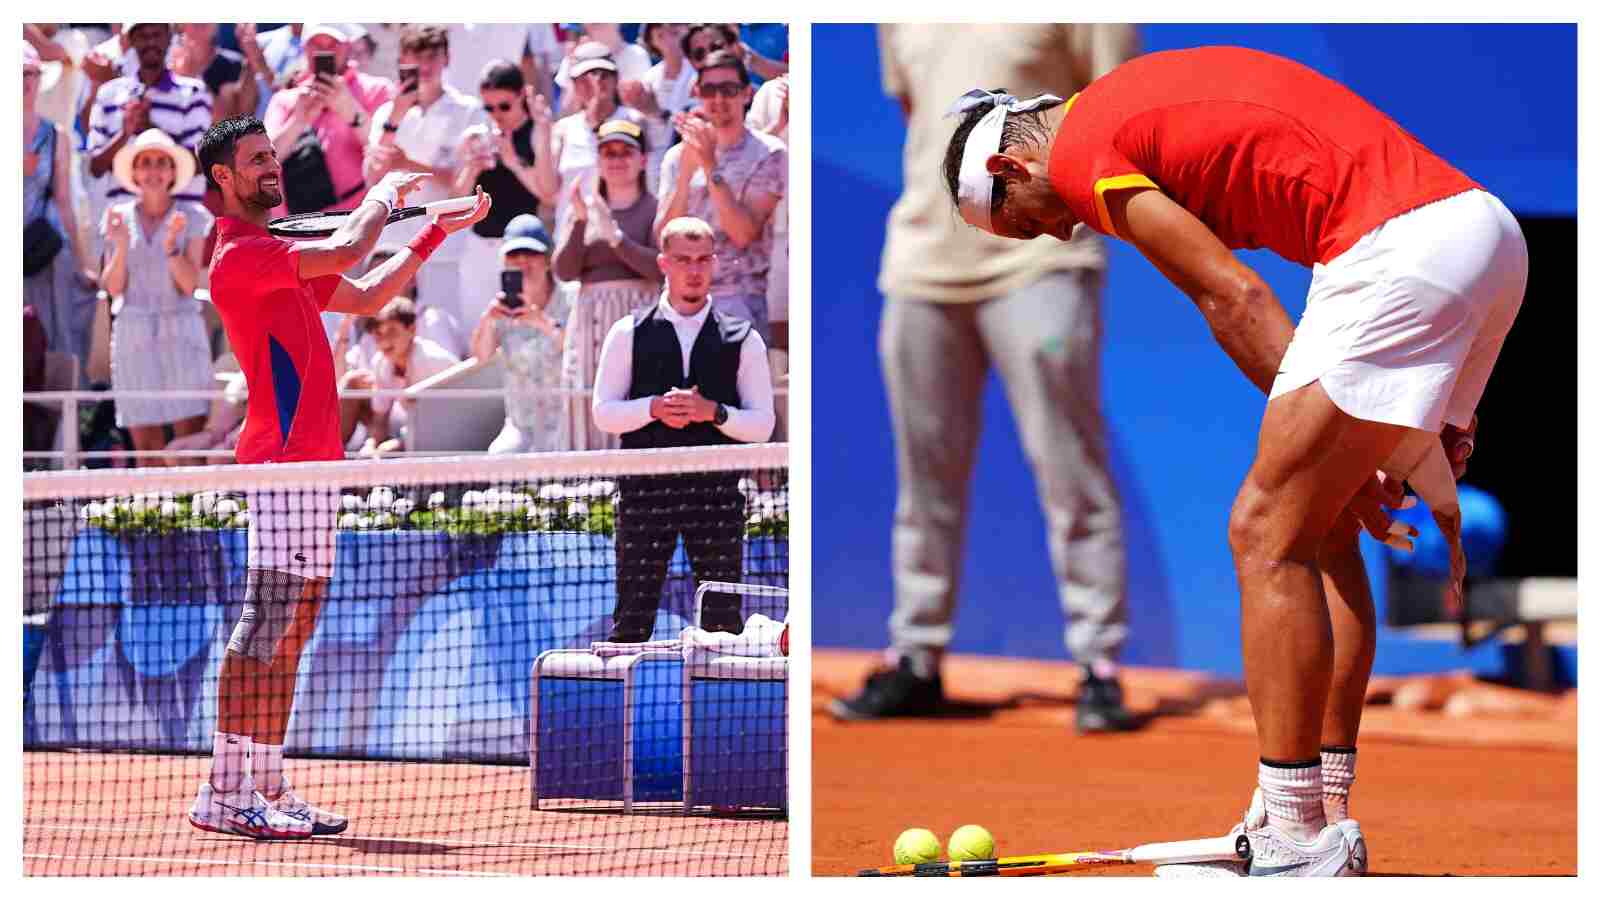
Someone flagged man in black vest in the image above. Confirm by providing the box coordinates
[592,216,777,642]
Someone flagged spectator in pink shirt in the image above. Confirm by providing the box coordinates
[263,24,394,217]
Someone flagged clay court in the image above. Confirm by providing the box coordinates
[23,754,787,876]
[812,650,1576,877]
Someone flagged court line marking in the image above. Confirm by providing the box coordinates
[23,822,787,859]
[21,853,525,875]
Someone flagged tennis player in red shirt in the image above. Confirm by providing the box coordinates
[186,115,490,839]
[942,46,1525,876]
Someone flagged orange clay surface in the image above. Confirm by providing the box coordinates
[24,753,785,876]
[812,650,1576,876]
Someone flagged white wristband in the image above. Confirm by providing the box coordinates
[364,182,401,216]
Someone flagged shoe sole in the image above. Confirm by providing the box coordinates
[188,814,312,841]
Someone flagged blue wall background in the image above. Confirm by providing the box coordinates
[812,24,1577,676]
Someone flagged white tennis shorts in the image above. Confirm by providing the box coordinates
[1270,189,1528,433]
[246,484,339,579]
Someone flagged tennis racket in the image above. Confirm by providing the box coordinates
[856,834,1248,877]
[267,196,480,239]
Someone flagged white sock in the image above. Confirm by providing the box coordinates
[210,732,251,793]
[1321,746,1357,821]
[252,742,285,798]
[1258,760,1326,840]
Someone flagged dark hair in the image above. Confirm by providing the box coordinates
[478,59,525,94]
[367,296,417,330]
[197,115,268,191]
[681,23,737,59]
[640,24,668,59]
[399,24,449,56]
[696,49,749,86]
[940,95,1054,218]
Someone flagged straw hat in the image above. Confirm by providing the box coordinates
[112,128,195,195]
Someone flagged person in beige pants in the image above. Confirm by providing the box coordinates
[828,23,1140,733]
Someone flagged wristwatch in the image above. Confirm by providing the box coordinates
[713,402,728,426]
[382,120,400,133]
[710,171,727,189]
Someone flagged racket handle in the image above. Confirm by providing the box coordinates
[1127,834,1247,865]
[421,196,478,216]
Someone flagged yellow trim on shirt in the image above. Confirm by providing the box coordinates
[1093,174,1159,238]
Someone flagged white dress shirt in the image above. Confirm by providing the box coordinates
[591,294,775,443]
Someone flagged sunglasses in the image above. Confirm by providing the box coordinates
[483,101,516,113]
[698,81,744,99]
[688,40,727,63]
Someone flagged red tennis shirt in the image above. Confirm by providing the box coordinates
[209,217,344,464]
[1047,46,1480,267]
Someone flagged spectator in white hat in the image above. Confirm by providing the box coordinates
[544,41,646,234]
[99,128,215,465]
[554,24,650,116]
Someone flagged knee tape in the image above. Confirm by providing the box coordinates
[226,569,311,663]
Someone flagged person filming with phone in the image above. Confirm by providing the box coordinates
[366,25,486,340]
[469,214,571,454]
[263,24,395,218]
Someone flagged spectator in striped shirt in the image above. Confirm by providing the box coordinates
[86,23,212,212]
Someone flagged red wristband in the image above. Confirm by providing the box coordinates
[407,223,447,261]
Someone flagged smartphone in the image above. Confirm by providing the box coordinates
[312,52,338,78]
[398,64,418,93]
[500,270,524,308]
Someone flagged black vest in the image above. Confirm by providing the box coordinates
[622,304,748,450]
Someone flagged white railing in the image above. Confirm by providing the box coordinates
[23,383,790,470]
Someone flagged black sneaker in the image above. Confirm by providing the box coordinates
[827,657,943,720]
[1075,666,1138,733]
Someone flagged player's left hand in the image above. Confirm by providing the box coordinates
[1345,470,1418,550]
[433,186,492,234]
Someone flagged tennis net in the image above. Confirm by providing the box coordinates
[23,444,789,876]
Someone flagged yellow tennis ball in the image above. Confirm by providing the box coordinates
[948,824,996,861]
[893,827,943,865]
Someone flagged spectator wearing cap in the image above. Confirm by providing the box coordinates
[364,24,486,340]
[453,58,560,327]
[553,24,651,116]
[553,119,662,450]
[630,24,695,196]
[540,40,646,237]
[654,50,786,342]
[263,24,395,218]
[470,214,572,454]
[86,24,212,241]
[24,40,98,381]
[98,128,214,465]
[543,41,647,236]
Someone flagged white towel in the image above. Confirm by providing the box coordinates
[680,615,787,660]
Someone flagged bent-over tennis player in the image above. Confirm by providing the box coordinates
[941,47,1517,876]
[187,115,490,839]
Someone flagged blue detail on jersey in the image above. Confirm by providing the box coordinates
[267,336,301,448]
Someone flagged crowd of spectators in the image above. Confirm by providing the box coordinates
[21,22,789,468]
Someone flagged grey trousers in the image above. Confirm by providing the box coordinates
[880,268,1128,669]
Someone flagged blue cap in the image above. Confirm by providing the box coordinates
[499,214,551,256]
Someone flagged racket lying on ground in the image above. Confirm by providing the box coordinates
[267,196,480,238]
[857,834,1247,877]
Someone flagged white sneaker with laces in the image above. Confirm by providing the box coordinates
[188,776,312,840]
[1243,821,1353,877]
[260,779,348,836]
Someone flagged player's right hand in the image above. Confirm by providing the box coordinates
[1345,470,1418,550]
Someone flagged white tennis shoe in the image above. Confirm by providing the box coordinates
[188,776,312,840]
[1334,819,1368,875]
[261,779,349,836]
[1154,788,1357,877]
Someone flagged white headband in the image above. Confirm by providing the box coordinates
[945,89,1066,232]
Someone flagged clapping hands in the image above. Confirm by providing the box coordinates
[650,386,717,429]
